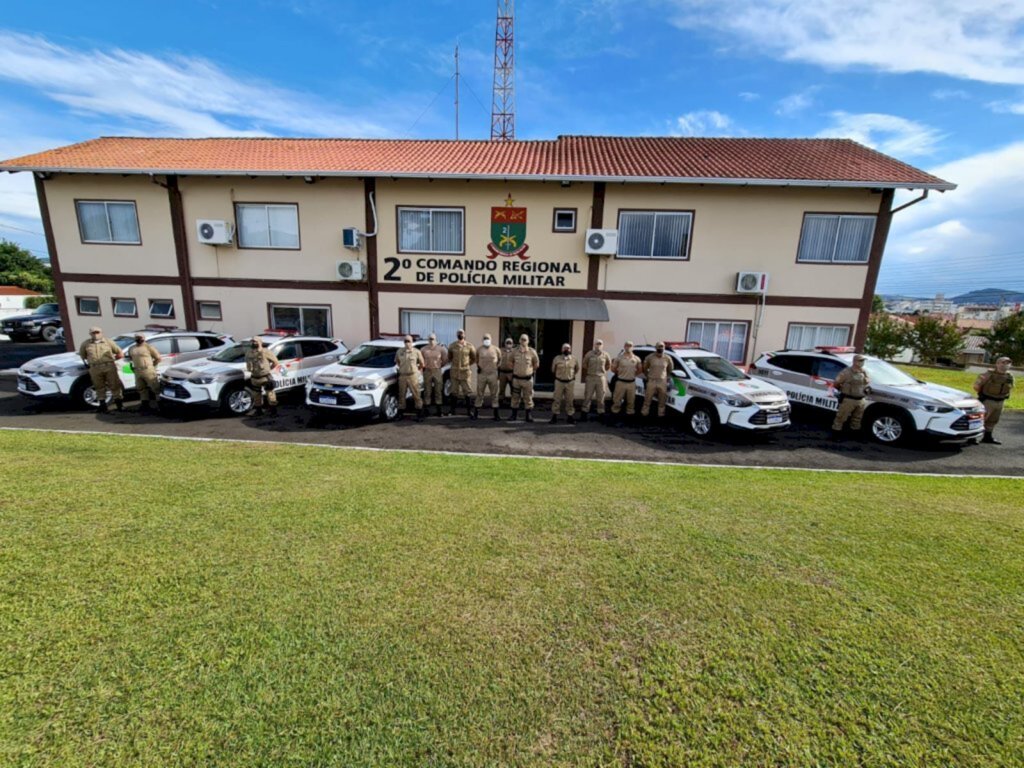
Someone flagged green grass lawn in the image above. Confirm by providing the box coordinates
[896,363,1023,410]
[1,432,1022,767]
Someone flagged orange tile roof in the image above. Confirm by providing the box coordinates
[0,286,42,296]
[0,135,953,189]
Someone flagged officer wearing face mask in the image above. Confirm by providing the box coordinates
[447,328,476,416]
[510,333,540,421]
[420,333,448,417]
[79,326,124,413]
[498,337,516,408]
[244,336,280,417]
[579,339,611,421]
[641,341,672,418]
[474,333,502,420]
[395,335,425,421]
[550,343,579,424]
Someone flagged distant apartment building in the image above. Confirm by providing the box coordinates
[885,294,957,315]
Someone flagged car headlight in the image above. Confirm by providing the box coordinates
[921,404,954,413]
[722,395,752,407]
[37,369,64,378]
[353,380,384,391]
[188,375,216,385]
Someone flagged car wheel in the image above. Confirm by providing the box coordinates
[76,380,112,409]
[687,401,718,437]
[41,325,60,343]
[868,408,913,446]
[443,375,452,399]
[379,391,400,421]
[222,385,253,416]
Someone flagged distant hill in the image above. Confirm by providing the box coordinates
[950,289,1024,305]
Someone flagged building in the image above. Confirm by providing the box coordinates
[0,286,43,319]
[1,136,952,385]
[884,293,958,315]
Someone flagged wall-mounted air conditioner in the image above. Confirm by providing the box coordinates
[342,227,361,249]
[197,219,234,245]
[336,260,365,281]
[736,271,769,294]
[585,228,618,256]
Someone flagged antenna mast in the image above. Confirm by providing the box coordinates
[454,43,460,140]
[490,0,515,141]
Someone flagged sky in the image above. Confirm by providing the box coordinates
[0,0,1022,298]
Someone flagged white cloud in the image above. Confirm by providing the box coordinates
[932,88,971,101]
[816,111,943,157]
[775,87,818,117]
[672,110,735,136]
[987,99,1024,115]
[738,91,760,101]
[669,1,1024,85]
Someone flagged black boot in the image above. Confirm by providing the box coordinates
[114,399,124,412]
[510,409,518,421]
[549,413,558,424]
[567,414,576,425]
[140,401,152,414]
[525,409,534,422]
[469,402,478,420]
[493,407,501,421]
[97,402,109,414]
[830,429,842,441]
[982,432,1001,445]
[578,411,587,422]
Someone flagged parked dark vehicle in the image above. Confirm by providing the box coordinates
[2,303,62,342]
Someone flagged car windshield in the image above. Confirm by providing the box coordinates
[111,335,136,350]
[209,343,249,363]
[340,344,398,368]
[680,355,747,381]
[862,359,919,387]
[34,304,58,315]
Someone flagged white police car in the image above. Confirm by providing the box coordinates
[159,331,346,416]
[16,326,233,408]
[616,343,791,437]
[749,346,986,445]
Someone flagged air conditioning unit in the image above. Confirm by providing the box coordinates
[585,228,618,256]
[736,271,769,294]
[196,219,234,245]
[342,227,361,249]
[336,260,365,281]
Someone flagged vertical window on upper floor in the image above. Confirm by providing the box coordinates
[76,201,141,244]
[616,211,693,259]
[786,324,851,350]
[235,203,300,249]
[797,214,876,263]
[397,207,464,254]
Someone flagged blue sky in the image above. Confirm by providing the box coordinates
[1,0,1022,297]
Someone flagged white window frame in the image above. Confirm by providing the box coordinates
[197,301,223,321]
[400,309,465,345]
[269,304,332,336]
[397,207,464,254]
[76,200,141,244]
[112,298,138,317]
[235,203,300,249]
[553,208,577,232]
[797,214,876,264]
[686,320,750,364]
[76,296,100,316]
[786,324,851,350]
[148,299,175,319]
[616,210,693,259]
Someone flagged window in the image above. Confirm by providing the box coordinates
[236,203,300,249]
[197,335,224,350]
[768,354,815,375]
[269,305,331,337]
[300,340,336,357]
[617,211,692,259]
[797,214,875,263]
[272,341,300,361]
[197,301,223,321]
[814,359,847,381]
[112,298,137,317]
[148,338,174,355]
[553,208,577,232]
[76,296,100,316]
[76,201,141,244]
[398,207,463,254]
[786,324,851,350]
[149,299,175,319]
[175,336,201,354]
[400,309,464,344]
[686,320,749,364]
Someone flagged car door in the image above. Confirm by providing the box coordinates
[270,340,302,388]
[666,353,692,412]
[172,335,210,365]
[812,358,847,402]
[120,336,175,388]
[296,340,342,384]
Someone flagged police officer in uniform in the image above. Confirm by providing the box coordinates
[78,326,124,413]
[421,333,448,417]
[550,343,579,424]
[510,333,540,422]
[974,356,1015,444]
[610,341,642,421]
[831,353,871,438]
[245,337,280,417]
[641,342,672,418]
[395,335,425,421]
[128,332,162,413]
[447,329,476,416]
[579,339,611,421]
[498,337,516,408]
[474,333,502,421]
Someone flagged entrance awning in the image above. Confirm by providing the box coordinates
[464,295,609,322]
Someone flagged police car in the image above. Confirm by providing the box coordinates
[305,336,450,421]
[749,346,986,445]
[16,326,233,408]
[158,331,346,416]
[615,343,791,437]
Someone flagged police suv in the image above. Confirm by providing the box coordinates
[16,326,233,408]
[617,343,791,436]
[749,346,986,445]
[306,337,449,421]
[158,331,347,416]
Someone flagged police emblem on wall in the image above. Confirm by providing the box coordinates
[487,195,529,259]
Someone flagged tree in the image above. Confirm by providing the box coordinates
[985,312,1024,365]
[910,315,964,364]
[872,294,885,313]
[0,239,52,293]
[865,313,910,360]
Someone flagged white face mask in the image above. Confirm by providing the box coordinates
[483,339,491,347]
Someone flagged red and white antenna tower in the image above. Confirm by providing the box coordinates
[490,0,515,141]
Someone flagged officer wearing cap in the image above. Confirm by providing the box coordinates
[510,333,540,421]
[420,333,448,417]
[447,329,476,416]
[395,335,425,421]
[974,356,1015,444]
[550,342,579,424]
[831,353,871,438]
[641,342,672,418]
[78,326,124,413]
[127,332,162,413]
[610,341,642,420]
[498,337,516,408]
[580,339,611,421]
[474,333,502,420]
[245,336,280,417]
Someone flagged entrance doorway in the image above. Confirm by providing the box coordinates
[500,317,572,389]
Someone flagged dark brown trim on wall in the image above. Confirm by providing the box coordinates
[166,176,198,329]
[35,175,74,350]
[583,182,606,353]
[365,178,380,338]
[62,272,181,285]
[854,189,894,348]
[193,276,367,291]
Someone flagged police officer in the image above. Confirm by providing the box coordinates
[421,333,448,417]
[395,335,425,421]
[128,332,162,413]
[447,329,476,416]
[474,333,501,421]
[974,356,1015,444]
[498,337,516,408]
[831,353,871,438]
[550,343,579,424]
[78,326,124,413]
[510,333,540,422]
[610,341,642,421]
[245,337,280,417]
[579,339,611,421]
[641,342,672,418]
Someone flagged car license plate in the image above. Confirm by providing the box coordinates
[767,413,785,424]
[162,387,177,398]
[319,394,337,405]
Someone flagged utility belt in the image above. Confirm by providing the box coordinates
[499,368,514,374]
[841,394,865,400]
[556,377,573,383]
[513,374,534,380]
[617,378,635,383]
[586,371,605,377]
[979,394,1008,402]
[89,360,117,368]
